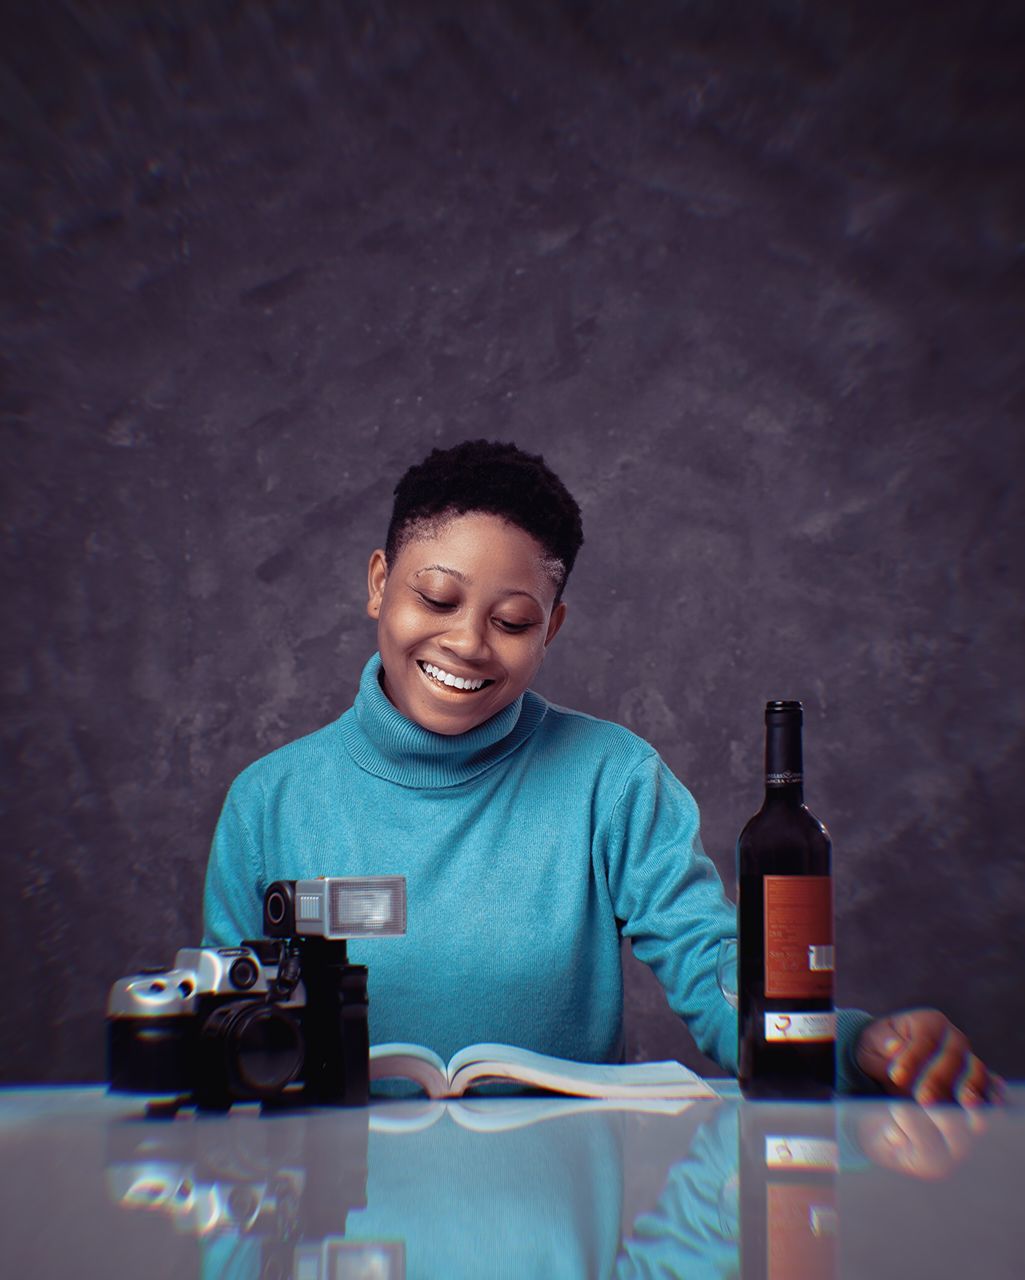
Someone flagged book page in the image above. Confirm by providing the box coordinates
[447,1043,717,1099]
[370,1043,449,1099]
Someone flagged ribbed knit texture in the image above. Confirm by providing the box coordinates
[204,653,873,1087]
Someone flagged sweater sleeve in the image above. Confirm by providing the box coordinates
[600,751,879,1093]
[601,752,740,1074]
[202,779,266,946]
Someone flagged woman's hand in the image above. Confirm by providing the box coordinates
[855,1008,1004,1106]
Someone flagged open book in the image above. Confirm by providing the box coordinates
[369,1042,719,1101]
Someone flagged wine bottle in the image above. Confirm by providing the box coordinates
[738,701,835,1098]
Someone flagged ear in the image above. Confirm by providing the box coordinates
[544,601,568,647]
[367,549,388,619]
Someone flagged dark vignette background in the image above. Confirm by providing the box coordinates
[2,0,1023,1084]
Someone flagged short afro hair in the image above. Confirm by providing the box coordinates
[385,440,584,599]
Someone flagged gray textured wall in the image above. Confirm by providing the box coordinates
[3,0,1023,1084]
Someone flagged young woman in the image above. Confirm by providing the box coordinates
[204,440,998,1103]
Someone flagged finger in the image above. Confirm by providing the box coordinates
[985,1073,1008,1106]
[854,1023,905,1092]
[863,1104,960,1180]
[887,1106,951,1176]
[927,1101,985,1156]
[857,1106,916,1172]
[914,1026,972,1104]
[882,1012,940,1093]
[890,1024,969,1102]
[955,1054,990,1109]
[977,1070,1008,1111]
[856,1016,925,1094]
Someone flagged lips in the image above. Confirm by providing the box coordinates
[417,660,495,693]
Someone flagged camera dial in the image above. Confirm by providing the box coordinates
[228,957,259,991]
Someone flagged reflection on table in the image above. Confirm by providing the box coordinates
[1,1085,1022,1279]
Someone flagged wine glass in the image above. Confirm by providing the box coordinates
[717,937,738,1009]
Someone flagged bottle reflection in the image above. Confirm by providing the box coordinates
[103,1093,985,1279]
[738,1104,838,1280]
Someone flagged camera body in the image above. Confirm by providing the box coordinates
[107,877,406,1110]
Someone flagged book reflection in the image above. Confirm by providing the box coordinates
[103,1094,985,1279]
[105,1097,730,1279]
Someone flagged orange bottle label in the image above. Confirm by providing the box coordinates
[764,876,834,999]
[767,1181,837,1280]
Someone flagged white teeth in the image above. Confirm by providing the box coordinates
[421,662,487,692]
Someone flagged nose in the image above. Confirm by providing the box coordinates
[439,611,491,663]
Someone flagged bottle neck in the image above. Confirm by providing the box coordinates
[764,713,804,806]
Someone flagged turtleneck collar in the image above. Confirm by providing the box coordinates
[339,652,548,788]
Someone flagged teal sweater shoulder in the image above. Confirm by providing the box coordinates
[203,654,873,1087]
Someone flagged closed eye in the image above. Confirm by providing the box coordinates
[416,593,456,611]
[415,591,537,633]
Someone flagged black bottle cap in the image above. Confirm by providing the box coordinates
[764,701,804,785]
[765,701,803,727]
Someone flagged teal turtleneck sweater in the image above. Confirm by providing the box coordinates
[204,653,872,1085]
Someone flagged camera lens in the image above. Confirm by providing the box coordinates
[228,957,259,990]
[201,1002,303,1099]
[265,889,287,927]
[234,1007,303,1094]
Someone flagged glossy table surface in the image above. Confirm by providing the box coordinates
[1,1084,1022,1279]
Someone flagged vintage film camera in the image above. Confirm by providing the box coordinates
[107,877,406,1110]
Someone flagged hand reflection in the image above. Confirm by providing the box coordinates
[856,1100,986,1181]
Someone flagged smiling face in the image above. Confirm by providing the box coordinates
[366,512,567,735]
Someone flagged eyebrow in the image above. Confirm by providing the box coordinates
[413,565,543,608]
[415,563,469,583]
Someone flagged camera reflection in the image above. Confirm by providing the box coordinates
[106,1108,388,1279]
[102,1094,985,1280]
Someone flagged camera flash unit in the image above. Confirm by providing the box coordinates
[264,877,407,941]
